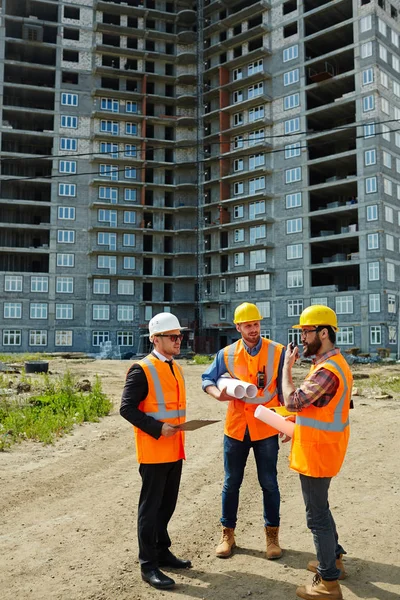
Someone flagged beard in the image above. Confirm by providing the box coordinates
[303,336,322,357]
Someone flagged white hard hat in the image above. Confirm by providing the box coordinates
[148,312,186,340]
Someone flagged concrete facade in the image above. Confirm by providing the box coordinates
[0,0,399,356]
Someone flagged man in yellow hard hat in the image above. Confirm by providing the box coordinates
[282,305,353,600]
[202,302,285,559]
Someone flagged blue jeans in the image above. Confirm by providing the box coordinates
[300,474,346,581]
[221,431,280,529]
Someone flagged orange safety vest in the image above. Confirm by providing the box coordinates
[133,354,186,464]
[223,338,284,441]
[289,353,352,478]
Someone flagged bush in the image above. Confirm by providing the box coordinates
[191,354,214,365]
[0,372,112,451]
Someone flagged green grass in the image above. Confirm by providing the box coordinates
[355,373,400,397]
[190,354,214,365]
[0,353,54,364]
[0,372,112,451]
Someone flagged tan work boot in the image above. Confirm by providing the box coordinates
[296,574,343,600]
[265,526,283,559]
[307,555,347,580]
[215,527,236,558]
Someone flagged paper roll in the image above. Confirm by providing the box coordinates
[217,377,246,399]
[254,405,295,437]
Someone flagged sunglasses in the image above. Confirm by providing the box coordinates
[156,334,184,342]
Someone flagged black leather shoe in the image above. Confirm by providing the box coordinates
[158,550,192,569]
[141,568,175,589]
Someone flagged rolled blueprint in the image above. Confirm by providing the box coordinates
[216,377,257,399]
[254,405,295,437]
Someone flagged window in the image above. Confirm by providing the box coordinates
[124,166,137,179]
[100,120,119,135]
[59,183,76,197]
[286,192,301,208]
[287,270,303,288]
[388,294,396,313]
[123,211,136,224]
[336,327,354,345]
[287,299,303,317]
[100,142,118,158]
[234,228,244,242]
[58,207,75,220]
[125,188,137,203]
[93,305,110,320]
[250,249,266,268]
[381,97,389,114]
[384,178,392,196]
[288,329,302,346]
[99,186,118,203]
[4,302,22,319]
[394,81,400,97]
[98,209,117,226]
[370,326,382,345]
[386,234,394,251]
[30,303,48,319]
[285,167,301,183]
[335,296,353,314]
[360,15,372,32]
[101,98,119,112]
[233,89,244,104]
[125,122,137,135]
[381,124,390,141]
[367,233,379,249]
[257,301,270,318]
[61,93,78,106]
[385,205,394,222]
[57,230,75,243]
[363,95,374,112]
[248,59,263,76]
[249,176,265,194]
[255,273,270,290]
[3,330,22,346]
[118,280,135,295]
[92,331,110,347]
[5,275,22,292]
[233,112,243,126]
[361,42,373,58]
[126,101,138,113]
[57,253,74,267]
[248,106,264,122]
[378,18,387,36]
[118,331,134,346]
[286,217,302,233]
[387,262,395,282]
[98,232,116,250]
[61,115,78,128]
[234,205,244,219]
[98,255,116,274]
[99,164,118,180]
[93,279,110,294]
[29,330,47,346]
[124,144,137,158]
[284,117,300,134]
[250,225,266,244]
[285,142,301,159]
[287,243,303,259]
[220,278,227,294]
[235,276,249,292]
[234,181,244,195]
[56,304,73,319]
[378,44,387,62]
[367,205,378,221]
[365,177,377,194]
[364,149,376,165]
[31,276,48,292]
[311,297,328,306]
[123,233,136,247]
[248,82,263,99]
[56,276,74,293]
[284,93,300,110]
[55,331,73,346]
[369,293,380,313]
[233,67,243,81]
[368,261,380,281]
[380,70,389,87]
[117,305,134,322]
[234,158,244,172]
[60,138,77,151]
[59,160,76,174]
[283,44,298,62]
[249,200,265,219]
[248,129,264,146]
[234,135,244,149]
[364,123,375,138]
[219,305,227,321]
[283,68,299,86]
[392,30,399,47]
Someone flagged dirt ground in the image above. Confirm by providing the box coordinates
[1,358,399,600]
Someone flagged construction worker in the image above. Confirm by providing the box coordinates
[120,313,191,590]
[282,305,352,600]
[202,302,285,559]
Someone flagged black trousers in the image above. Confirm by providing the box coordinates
[138,459,183,570]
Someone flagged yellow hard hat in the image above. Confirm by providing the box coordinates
[233,302,263,324]
[293,305,339,332]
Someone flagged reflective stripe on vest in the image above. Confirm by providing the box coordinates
[296,360,349,432]
[226,340,277,404]
[141,356,186,420]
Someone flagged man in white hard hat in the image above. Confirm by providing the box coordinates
[202,302,285,560]
[120,312,191,590]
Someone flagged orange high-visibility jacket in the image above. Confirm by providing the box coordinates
[290,353,352,478]
[223,338,284,441]
[134,354,186,464]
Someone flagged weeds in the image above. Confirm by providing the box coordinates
[191,354,214,365]
[0,372,112,451]
[0,353,54,364]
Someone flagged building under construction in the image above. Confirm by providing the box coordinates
[0,0,399,355]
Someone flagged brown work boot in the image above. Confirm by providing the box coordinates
[307,555,347,580]
[215,527,236,558]
[265,526,283,559]
[296,574,343,600]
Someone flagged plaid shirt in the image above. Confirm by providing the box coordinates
[286,348,340,412]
